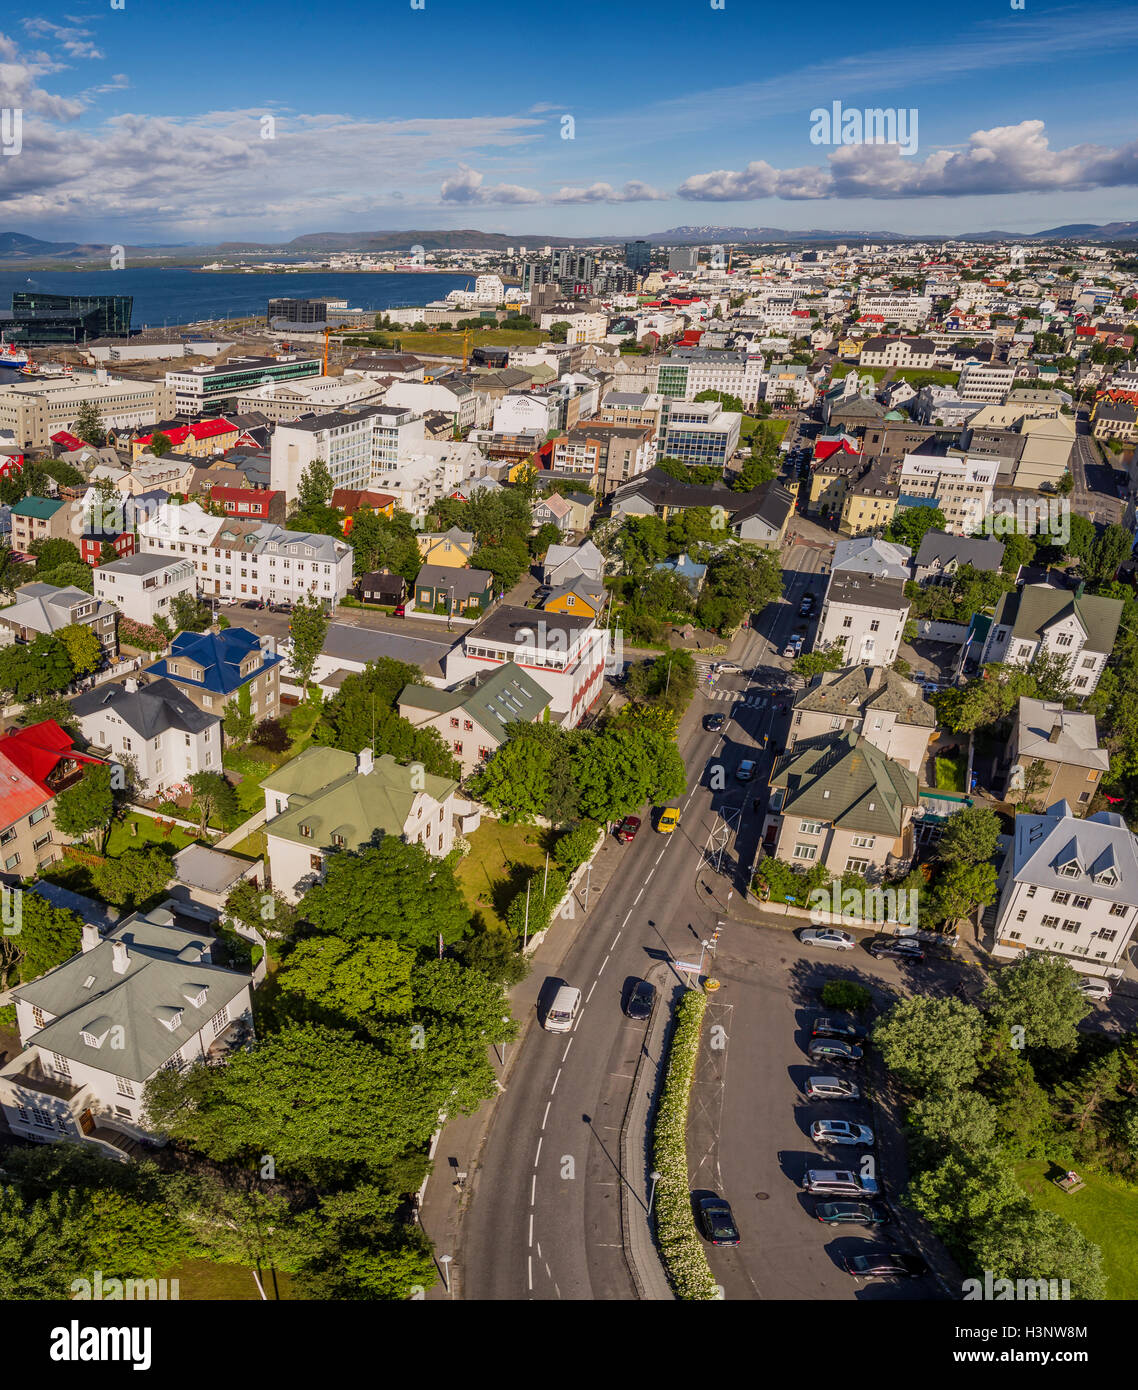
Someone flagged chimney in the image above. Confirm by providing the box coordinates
[123,678,138,694]
[1049,721,1063,744]
[81,923,100,953]
[111,940,129,975]
[358,747,374,777]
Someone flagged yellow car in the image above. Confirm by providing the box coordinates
[657,808,680,834]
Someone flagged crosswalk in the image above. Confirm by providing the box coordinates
[703,688,770,706]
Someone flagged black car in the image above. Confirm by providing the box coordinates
[868,937,925,962]
[269,601,293,614]
[242,599,265,610]
[806,1038,863,1064]
[815,1201,890,1228]
[696,1195,740,1246]
[811,1014,868,1042]
[843,1250,928,1280]
[704,713,726,732]
[626,979,656,1020]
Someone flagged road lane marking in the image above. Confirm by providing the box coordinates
[534,1138,542,1167]
[551,1068,561,1094]
[562,1038,573,1060]
[634,889,644,904]
[610,931,621,949]
[597,955,609,977]
[528,1214,533,1247]
[531,1175,537,1204]
[541,1101,550,1131]
[586,980,597,1002]
[656,849,665,864]
[621,911,632,927]
[528,1256,532,1291]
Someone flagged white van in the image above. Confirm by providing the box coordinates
[544,985,581,1033]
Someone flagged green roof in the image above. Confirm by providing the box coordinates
[771,731,918,835]
[261,748,457,853]
[11,496,65,519]
[992,585,1123,656]
[399,662,550,734]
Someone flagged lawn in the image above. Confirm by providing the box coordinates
[741,415,789,446]
[935,754,967,793]
[160,1258,297,1301]
[454,819,553,931]
[222,701,325,820]
[1015,1160,1138,1300]
[104,813,201,857]
[347,328,544,358]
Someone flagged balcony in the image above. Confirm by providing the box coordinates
[6,1054,82,1102]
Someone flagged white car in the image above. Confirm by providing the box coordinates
[806,1076,861,1101]
[714,661,743,675]
[1077,978,1113,1001]
[801,928,857,951]
[811,1119,875,1147]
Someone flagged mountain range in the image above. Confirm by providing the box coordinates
[1,220,1137,265]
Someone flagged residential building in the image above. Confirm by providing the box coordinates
[543,539,605,589]
[595,391,666,433]
[838,460,900,537]
[270,404,423,503]
[549,423,655,494]
[655,349,765,408]
[9,497,71,554]
[145,627,282,725]
[412,564,494,616]
[0,583,118,657]
[208,486,286,524]
[356,570,406,606]
[78,518,136,568]
[73,677,222,798]
[958,362,1016,403]
[260,747,462,901]
[371,439,485,516]
[1006,698,1108,811]
[898,453,999,535]
[787,666,935,775]
[816,570,910,667]
[542,578,607,621]
[532,493,575,534]
[444,604,609,727]
[990,801,1138,978]
[0,721,104,876]
[913,530,1005,583]
[0,373,176,452]
[858,336,937,371]
[416,527,475,569]
[762,731,919,875]
[0,909,253,1157]
[1092,400,1138,442]
[385,378,476,430]
[831,536,911,581]
[132,419,239,459]
[92,554,197,627]
[856,293,933,327]
[236,372,386,424]
[981,584,1122,696]
[165,356,321,417]
[730,480,795,549]
[398,663,551,778]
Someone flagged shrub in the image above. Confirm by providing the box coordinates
[118,617,166,652]
[505,867,569,939]
[553,820,600,874]
[252,718,290,753]
[821,980,873,1014]
[652,989,717,1299]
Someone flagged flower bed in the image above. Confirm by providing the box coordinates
[119,617,167,653]
[651,988,717,1300]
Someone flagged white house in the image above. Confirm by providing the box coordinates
[260,746,464,902]
[980,585,1123,697]
[897,454,998,536]
[72,676,223,798]
[816,569,910,667]
[270,403,423,503]
[93,554,197,627]
[371,439,486,517]
[492,392,560,437]
[0,908,253,1159]
[991,801,1138,979]
[384,378,477,429]
[444,604,610,727]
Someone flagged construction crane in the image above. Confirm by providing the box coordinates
[323,326,333,375]
[461,328,472,372]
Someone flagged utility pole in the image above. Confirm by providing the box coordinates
[523,879,531,951]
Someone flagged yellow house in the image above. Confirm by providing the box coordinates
[131,419,239,460]
[838,339,862,359]
[542,579,606,621]
[415,527,474,568]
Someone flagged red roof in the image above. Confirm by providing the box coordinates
[210,486,279,505]
[136,418,236,448]
[680,330,704,345]
[51,431,85,452]
[857,314,885,324]
[0,721,102,827]
[1076,325,1096,337]
[814,439,861,463]
[331,489,395,512]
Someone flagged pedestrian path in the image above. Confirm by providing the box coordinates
[703,688,769,706]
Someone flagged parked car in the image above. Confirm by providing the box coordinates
[736,760,756,782]
[1077,977,1113,1001]
[393,603,406,618]
[696,1194,740,1246]
[625,979,656,1020]
[867,936,925,962]
[657,808,680,834]
[807,1039,864,1064]
[241,599,264,610]
[805,1075,861,1101]
[782,637,804,658]
[800,928,856,951]
[843,1250,927,1280]
[801,1169,879,1197]
[615,816,641,843]
[815,1201,890,1228]
[812,1015,868,1042]
[811,1119,875,1147]
[268,601,292,614]
[704,713,726,732]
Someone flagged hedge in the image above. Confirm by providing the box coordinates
[651,988,717,1299]
[504,866,569,938]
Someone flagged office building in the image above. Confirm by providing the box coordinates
[667,247,699,274]
[623,241,651,276]
[0,292,133,345]
[659,400,741,469]
[165,355,321,416]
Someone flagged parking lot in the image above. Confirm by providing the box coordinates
[685,922,957,1300]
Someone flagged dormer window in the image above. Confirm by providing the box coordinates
[80,1016,112,1048]
[183,985,208,1008]
[300,823,312,838]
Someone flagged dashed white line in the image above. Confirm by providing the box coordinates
[586,980,598,1002]
[597,954,610,977]
[541,1101,550,1131]
[655,849,665,864]
[531,1175,537,1204]
[534,1138,542,1167]
[528,1214,533,1247]
[621,911,632,928]
[561,1038,573,1061]
[634,889,644,904]
[528,1256,533,1291]
[610,931,621,949]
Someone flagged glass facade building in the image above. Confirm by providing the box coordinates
[0,292,133,344]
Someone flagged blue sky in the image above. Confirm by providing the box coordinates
[2,0,1137,242]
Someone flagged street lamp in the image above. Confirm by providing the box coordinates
[438,1254,453,1296]
[648,1171,662,1215]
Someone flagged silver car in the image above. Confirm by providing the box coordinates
[1077,978,1112,1001]
[801,1169,879,1197]
[806,1075,861,1101]
[800,928,856,951]
[811,1119,875,1147]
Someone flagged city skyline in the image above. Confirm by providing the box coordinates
[1,0,1136,244]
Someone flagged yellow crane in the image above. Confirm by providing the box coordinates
[461,328,472,372]
[323,325,333,375]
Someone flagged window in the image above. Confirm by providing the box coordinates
[851,836,875,848]
[842,616,852,628]
[1110,903,1128,917]
[4,853,19,871]
[210,1006,230,1036]
[28,805,48,825]
[1059,861,1080,878]
[1025,885,1036,898]
[1075,677,1089,689]
[1061,920,1081,934]
[162,1050,184,1073]
[32,1006,45,1028]
[116,1076,135,1098]
[52,1053,71,1078]
[310,853,322,872]
[793,844,818,861]
[869,620,880,632]
[1099,929,1118,944]
[1056,633,1073,648]
[1040,915,1060,928]
[1082,656,1096,669]
[1073,895,1092,909]
[450,717,460,728]
[1051,891,1070,905]
[799,821,824,835]
[1016,910,1027,922]
[464,719,473,732]
[845,857,870,873]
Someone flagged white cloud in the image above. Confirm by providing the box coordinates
[21,19,104,60]
[440,164,543,205]
[552,180,667,203]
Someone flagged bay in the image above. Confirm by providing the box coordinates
[0,268,478,332]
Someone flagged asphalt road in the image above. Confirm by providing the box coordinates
[459,553,835,1300]
[1070,413,1125,527]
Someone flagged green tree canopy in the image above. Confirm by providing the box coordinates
[981,953,1091,1052]
[53,762,114,838]
[91,845,173,909]
[873,994,987,1092]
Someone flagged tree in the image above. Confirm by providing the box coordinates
[187,770,239,834]
[277,934,415,1029]
[293,1185,436,1301]
[30,537,81,574]
[873,994,987,1092]
[0,1188,86,1299]
[470,537,529,591]
[573,708,687,822]
[886,504,946,549]
[92,845,173,909]
[467,722,566,822]
[970,1206,1106,1301]
[936,805,1002,869]
[905,1150,1027,1239]
[53,762,114,839]
[981,954,1090,1052]
[693,388,745,414]
[36,563,94,594]
[252,717,290,752]
[99,541,117,565]
[299,839,471,953]
[56,622,102,678]
[908,1089,1002,1167]
[148,431,173,457]
[288,592,330,693]
[931,861,998,925]
[223,695,255,748]
[74,401,106,447]
[793,644,844,680]
[0,634,72,702]
[170,590,211,633]
[625,648,697,713]
[548,322,571,343]
[0,892,82,989]
[1084,523,1132,588]
[18,692,78,734]
[1062,512,1097,562]
[296,458,335,513]
[1000,531,1036,577]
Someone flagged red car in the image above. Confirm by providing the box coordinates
[615,816,641,843]
[393,603,406,618]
